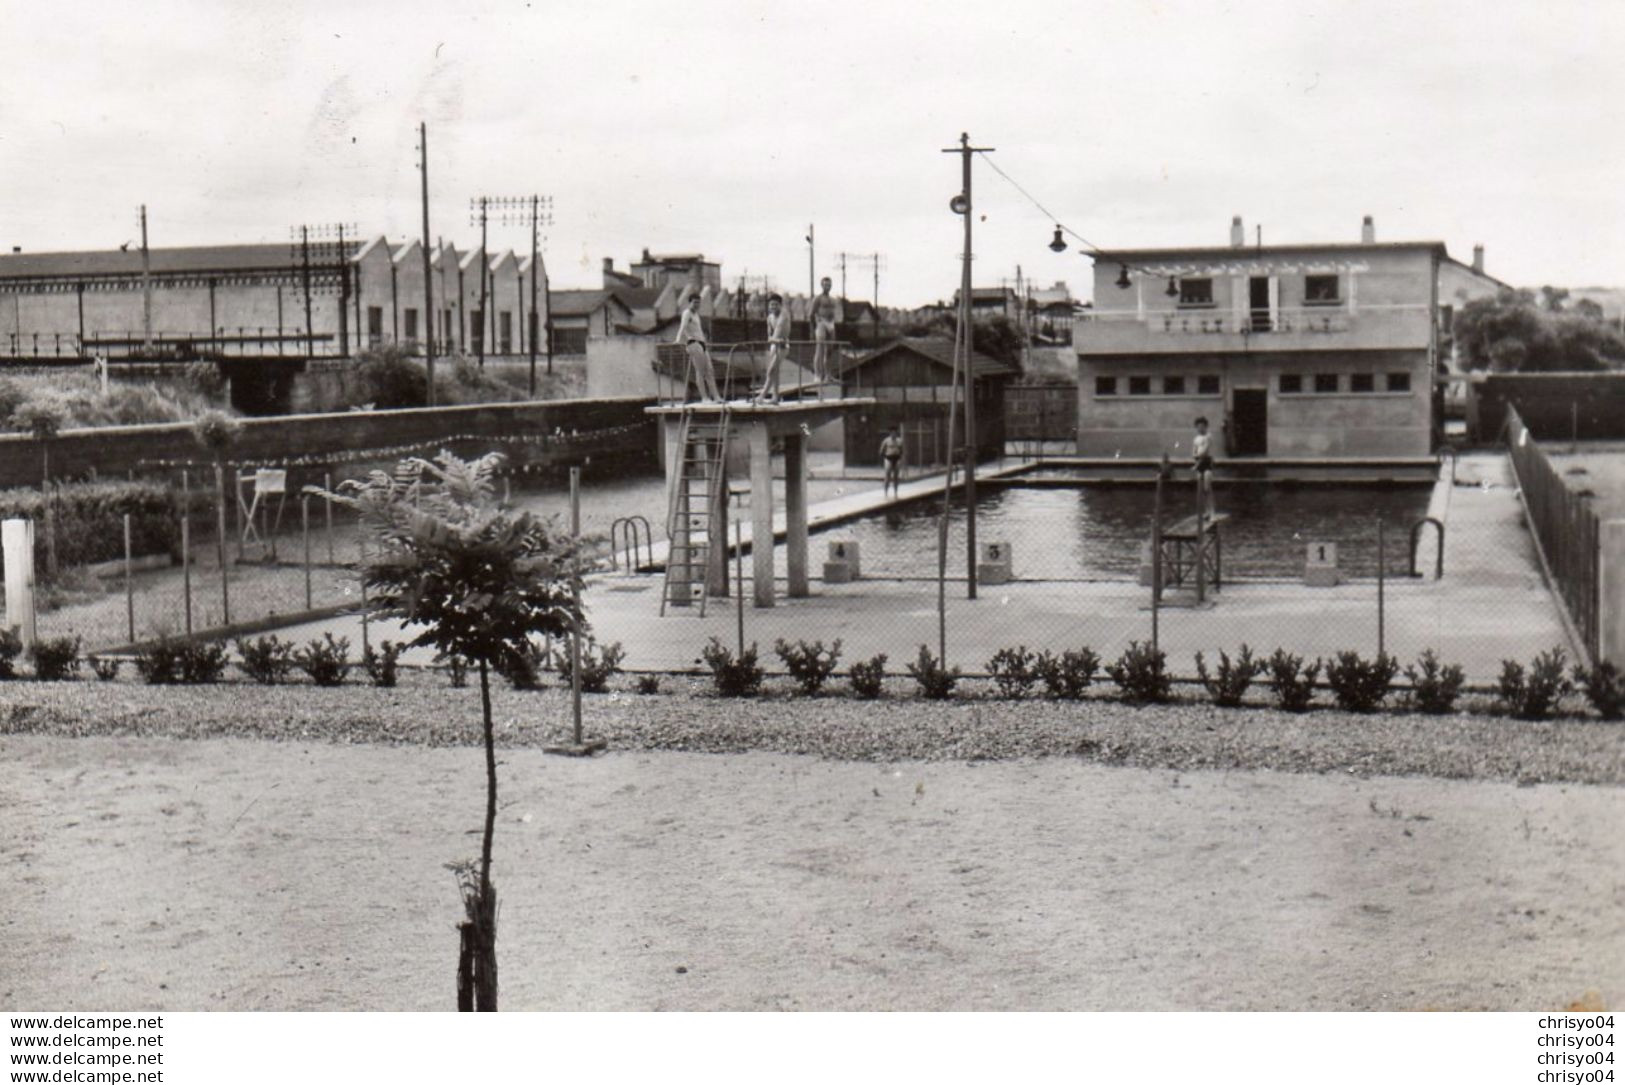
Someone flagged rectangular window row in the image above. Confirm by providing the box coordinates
[1096,375,1222,397]
[1278,372,1411,394]
[1173,274,1343,309]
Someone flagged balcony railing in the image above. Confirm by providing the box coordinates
[1076,303,1429,336]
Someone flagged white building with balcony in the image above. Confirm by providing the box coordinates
[1074,216,1505,459]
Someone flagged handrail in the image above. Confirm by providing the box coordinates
[610,515,652,572]
[1408,516,1444,579]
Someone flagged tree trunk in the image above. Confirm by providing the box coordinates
[476,658,498,1011]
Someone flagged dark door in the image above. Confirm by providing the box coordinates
[1249,276,1272,331]
[1232,389,1268,455]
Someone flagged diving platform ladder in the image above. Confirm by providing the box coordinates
[660,407,732,615]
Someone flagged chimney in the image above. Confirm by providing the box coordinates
[1472,244,1485,274]
[602,257,613,273]
[1230,216,1244,248]
[1361,215,1375,244]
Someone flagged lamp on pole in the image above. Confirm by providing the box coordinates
[943,132,993,599]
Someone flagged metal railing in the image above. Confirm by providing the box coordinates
[653,339,848,404]
[1075,302,1430,336]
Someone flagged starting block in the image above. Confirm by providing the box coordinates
[824,538,861,583]
[1305,541,1340,587]
[978,540,1013,585]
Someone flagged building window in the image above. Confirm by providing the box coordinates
[1279,374,1303,394]
[1197,375,1220,395]
[499,310,513,353]
[1128,376,1151,396]
[1304,275,1341,305]
[367,306,384,343]
[1163,376,1186,395]
[1314,373,1339,393]
[1177,278,1214,308]
[1387,371,1411,392]
[403,308,418,343]
[1095,376,1117,396]
[1350,373,1375,393]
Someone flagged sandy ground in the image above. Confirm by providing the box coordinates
[3,734,1620,1011]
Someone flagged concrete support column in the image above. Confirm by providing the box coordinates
[749,421,775,607]
[707,444,728,597]
[785,431,809,597]
[1602,519,1625,669]
[3,519,37,649]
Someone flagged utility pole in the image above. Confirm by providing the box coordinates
[806,223,815,301]
[336,223,349,357]
[839,252,847,300]
[840,252,887,326]
[138,205,153,352]
[943,132,992,598]
[299,226,313,353]
[419,122,436,404]
[478,195,554,391]
[469,197,489,368]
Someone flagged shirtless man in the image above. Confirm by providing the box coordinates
[756,293,789,404]
[673,294,722,402]
[809,276,839,382]
[879,427,905,497]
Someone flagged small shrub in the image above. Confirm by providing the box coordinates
[0,627,22,679]
[1324,651,1399,713]
[235,635,296,685]
[363,640,405,688]
[986,645,1038,699]
[848,653,888,699]
[30,636,81,681]
[774,638,843,696]
[438,652,469,688]
[296,633,351,687]
[496,639,547,690]
[700,637,764,697]
[1404,650,1465,715]
[560,639,627,694]
[1268,649,1321,712]
[1107,641,1171,704]
[906,645,960,700]
[1195,645,1263,708]
[1498,647,1573,720]
[88,655,121,682]
[635,674,662,695]
[134,637,186,685]
[1573,660,1625,721]
[183,360,227,399]
[1034,648,1099,700]
[179,640,229,684]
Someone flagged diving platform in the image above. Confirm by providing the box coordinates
[1155,512,1227,601]
[647,397,875,609]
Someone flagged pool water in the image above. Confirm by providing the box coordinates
[813,482,1435,581]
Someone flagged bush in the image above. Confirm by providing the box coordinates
[0,479,198,571]
[1107,641,1171,704]
[1268,649,1321,712]
[30,636,81,680]
[1498,647,1573,720]
[700,637,763,697]
[774,638,843,696]
[1404,650,1466,715]
[134,637,186,685]
[560,639,626,693]
[1034,648,1099,700]
[635,674,662,695]
[179,640,229,684]
[496,639,547,690]
[438,651,469,688]
[352,347,429,409]
[235,635,297,685]
[906,645,960,700]
[1323,651,1399,712]
[986,645,1039,699]
[363,640,405,688]
[1195,645,1263,708]
[296,633,351,687]
[1573,660,1624,721]
[183,360,227,399]
[848,653,888,699]
[0,627,21,679]
[88,655,121,682]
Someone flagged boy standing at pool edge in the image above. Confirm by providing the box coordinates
[1192,416,1216,521]
[879,427,904,497]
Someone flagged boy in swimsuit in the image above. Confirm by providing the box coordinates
[756,293,789,404]
[879,427,904,497]
[1192,416,1216,520]
[810,276,838,382]
[673,294,722,402]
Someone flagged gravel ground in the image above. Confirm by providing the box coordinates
[1,670,1620,785]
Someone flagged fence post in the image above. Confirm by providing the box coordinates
[181,515,193,637]
[302,495,312,611]
[735,499,746,660]
[324,472,335,564]
[570,466,584,747]
[1377,517,1386,658]
[215,461,230,626]
[1152,457,1165,653]
[358,534,370,657]
[3,519,37,650]
[123,513,135,642]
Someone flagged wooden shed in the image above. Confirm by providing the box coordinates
[838,337,1014,467]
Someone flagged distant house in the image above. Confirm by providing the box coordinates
[1073,216,1506,458]
[837,337,1014,467]
[548,289,634,356]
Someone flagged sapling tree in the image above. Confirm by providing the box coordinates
[321,450,580,1011]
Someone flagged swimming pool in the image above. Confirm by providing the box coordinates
[811,480,1435,581]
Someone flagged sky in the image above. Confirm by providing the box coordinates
[2,0,1622,307]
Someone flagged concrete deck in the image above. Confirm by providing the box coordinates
[279,451,1572,684]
